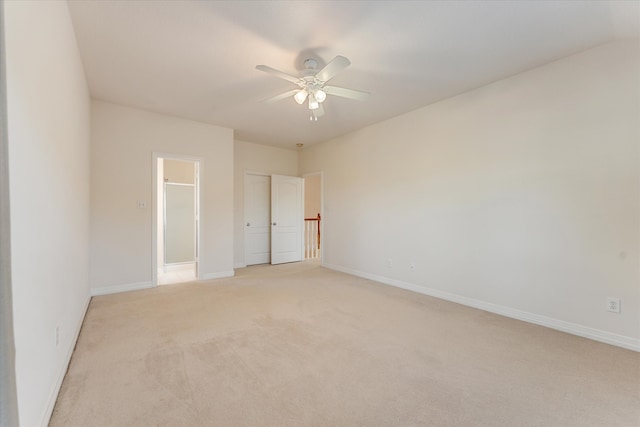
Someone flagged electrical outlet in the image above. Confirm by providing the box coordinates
[607,297,621,313]
[55,326,60,347]
[386,259,393,268]
[409,263,415,271]
[137,200,147,209]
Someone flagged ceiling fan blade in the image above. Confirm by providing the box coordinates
[261,89,298,104]
[323,86,370,101]
[315,56,350,83]
[255,65,301,84]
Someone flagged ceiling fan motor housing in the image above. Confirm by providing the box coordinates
[303,58,319,70]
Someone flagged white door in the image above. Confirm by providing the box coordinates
[271,174,304,264]
[245,174,271,265]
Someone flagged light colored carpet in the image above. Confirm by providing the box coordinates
[51,262,639,426]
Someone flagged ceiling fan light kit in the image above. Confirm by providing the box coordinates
[294,89,308,104]
[256,55,369,120]
[308,93,319,110]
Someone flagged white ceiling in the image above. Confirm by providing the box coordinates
[67,0,638,149]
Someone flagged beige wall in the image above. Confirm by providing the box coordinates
[300,40,640,350]
[91,100,234,292]
[234,140,298,267]
[304,174,321,218]
[4,2,91,425]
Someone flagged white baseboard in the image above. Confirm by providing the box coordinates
[323,263,640,352]
[41,294,91,427]
[234,262,247,269]
[91,281,153,296]
[202,270,235,281]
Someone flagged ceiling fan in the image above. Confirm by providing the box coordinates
[256,55,369,120]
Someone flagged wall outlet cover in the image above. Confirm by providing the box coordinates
[606,297,621,313]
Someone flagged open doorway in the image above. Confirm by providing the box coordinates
[303,172,322,262]
[155,156,200,285]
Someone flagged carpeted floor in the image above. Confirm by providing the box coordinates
[51,262,639,426]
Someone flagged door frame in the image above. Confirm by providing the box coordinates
[152,152,203,286]
[303,171,324,264]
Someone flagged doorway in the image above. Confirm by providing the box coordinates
[304,172,322,262]
[155,156,200,285]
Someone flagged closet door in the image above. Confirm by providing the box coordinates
[271,174,303,265]
[244,174,271,265]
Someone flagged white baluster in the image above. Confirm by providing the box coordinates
[303,219,320,259]
[312,221,317,258]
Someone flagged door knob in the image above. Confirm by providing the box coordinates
[272,222,277,226]
[246,222,250,227]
